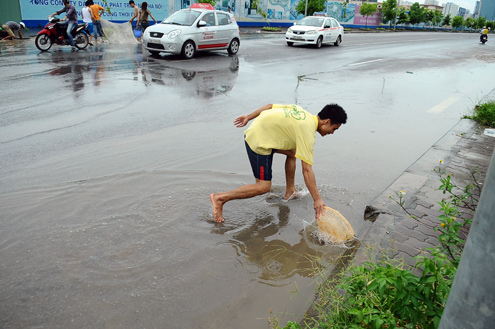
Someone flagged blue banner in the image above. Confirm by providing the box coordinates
[20,0,168,26]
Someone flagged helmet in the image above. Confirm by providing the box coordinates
[20,22,25,28]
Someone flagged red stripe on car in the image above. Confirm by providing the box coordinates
[198,43,229,49]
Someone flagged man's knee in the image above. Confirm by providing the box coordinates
[256,181,272,195]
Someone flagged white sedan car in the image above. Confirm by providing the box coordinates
[142,3,240,59]
[285,16,343,48]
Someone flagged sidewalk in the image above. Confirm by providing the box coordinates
[355,97,495,267]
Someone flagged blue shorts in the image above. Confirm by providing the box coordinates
[86,22,94,35]
[245,140,273,181]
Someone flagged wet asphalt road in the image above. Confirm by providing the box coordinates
[1,31,494,328]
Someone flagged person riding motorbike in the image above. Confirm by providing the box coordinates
[480,26,489,43]
[50,0,78,51]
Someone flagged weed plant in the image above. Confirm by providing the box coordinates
[463,101,495,127]
[274,160,480,329]
[262,27,281,32]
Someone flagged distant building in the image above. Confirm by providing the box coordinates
[474,1,481,18]
[458,7,468,18]
[480,0,495,21]
[422,4,444,11]
[424,0,439,5]
[443,2,460,17]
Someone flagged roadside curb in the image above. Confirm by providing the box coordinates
[355,95,495,267]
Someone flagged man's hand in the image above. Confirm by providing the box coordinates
[314,198,326,220]
[301,161,326,220]
[234,115,249,127]
[233,104,273,128]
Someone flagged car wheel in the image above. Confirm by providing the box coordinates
[181,41,195,59]
[227,38,240,55]
[182,70,196,80]
[287,41,293,46]
[315,36,323,48]
[334,36,341,46]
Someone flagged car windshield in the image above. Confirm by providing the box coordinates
[162,10,201,26]
[298,17,324,27]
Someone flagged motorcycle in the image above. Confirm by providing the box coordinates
[480,33,488,44]
[35,16,90,51]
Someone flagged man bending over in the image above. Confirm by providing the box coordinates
[210,103,347,223]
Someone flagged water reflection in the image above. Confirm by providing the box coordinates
[141,55,239,98]
[213,203,345,286]
[37,46,108,94]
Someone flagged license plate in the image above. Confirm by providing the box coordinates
[293,36,303,40]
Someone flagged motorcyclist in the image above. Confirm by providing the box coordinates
[480,26,489,43]
[50,0,78,51]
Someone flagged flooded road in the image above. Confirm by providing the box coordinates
[1,32,494,328]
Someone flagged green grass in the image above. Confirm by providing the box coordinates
[262,26,281,32]
[464,101,495,127]
[273,160,479,329]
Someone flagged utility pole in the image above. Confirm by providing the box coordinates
[394,0,400,29]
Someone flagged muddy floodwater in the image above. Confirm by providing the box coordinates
[1,34,494,328]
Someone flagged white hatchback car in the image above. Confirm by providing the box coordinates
[142,3,240,59]
[285,16,343,48]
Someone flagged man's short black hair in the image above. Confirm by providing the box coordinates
[318,104,347,124]
[129,0,135,4]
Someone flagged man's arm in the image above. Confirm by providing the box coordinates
[51,7,65,17]
[301,160,325,220]
[234,103,273,127]
[18,29,23,39]
[129,7,138,22]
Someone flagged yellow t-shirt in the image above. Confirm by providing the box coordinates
[483,28,489,35]
[244,104,318,165]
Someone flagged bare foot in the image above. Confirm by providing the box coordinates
[284,190,299,200]
[209,193,225,223]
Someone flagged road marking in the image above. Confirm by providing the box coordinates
[428,94,462,114]
[348,58,385,66]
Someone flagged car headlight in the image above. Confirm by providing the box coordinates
[306,30,316,35]
[287,27,293,33]
[168,30,182,39]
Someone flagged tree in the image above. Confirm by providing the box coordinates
[464,17,475,30]
[296,0,326,17]
[443,14,451,27]
[397,7,409,25]
[424,9,434,27]
[487,21,495,30]
[432,10,443,27]
[342,2,348,20]
[452,15,463,31]
[198,0,217,6]
[476,17,487,29]
[359,2,379,28]
[381,0,397,27]
[409,2,425,26]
